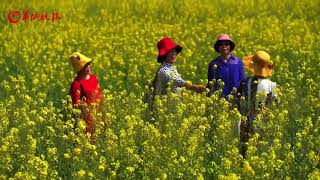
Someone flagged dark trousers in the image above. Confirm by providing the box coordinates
[240,114,256,158]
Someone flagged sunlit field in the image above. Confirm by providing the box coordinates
[0,0,319,179]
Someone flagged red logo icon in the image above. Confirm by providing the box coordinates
[7,10,21,23]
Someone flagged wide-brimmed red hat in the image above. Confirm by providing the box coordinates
[214,34,235,53]
[157,37,182,63]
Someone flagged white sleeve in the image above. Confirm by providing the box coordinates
[271,82,277,98]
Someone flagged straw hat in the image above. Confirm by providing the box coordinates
[243,51,273,78]
[69,52,92,73]
[157,37,182,63]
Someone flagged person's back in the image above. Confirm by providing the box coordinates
[238,76,277,117]
[238,50,277,158]
[70,74,102,106]
[256,78,277,107]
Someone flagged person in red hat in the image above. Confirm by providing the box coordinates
[207,34,245,98]
[69,52,103,135]
[153,37,206,95]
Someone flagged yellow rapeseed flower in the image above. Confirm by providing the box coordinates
[63,153,71,159]
[77,169,86,177]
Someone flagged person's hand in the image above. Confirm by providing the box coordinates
[185,81,206,93]
[192,84,207,93]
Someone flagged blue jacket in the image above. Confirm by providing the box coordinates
[207,54,245,97]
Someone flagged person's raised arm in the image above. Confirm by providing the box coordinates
[185,81,206,93]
